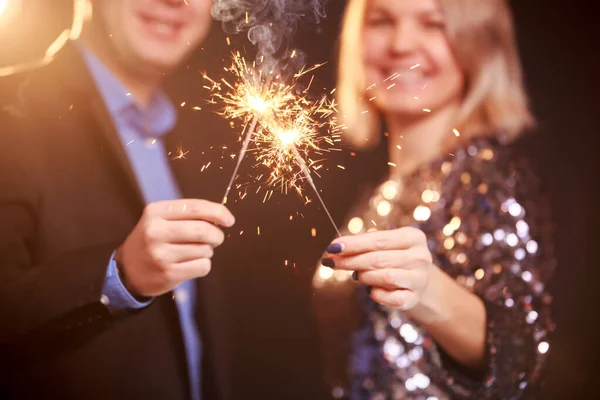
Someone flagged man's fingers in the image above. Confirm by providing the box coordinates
[167,244,214,264]
[174,258,212,281]
[147,199,235,227]
[155,220,225,247]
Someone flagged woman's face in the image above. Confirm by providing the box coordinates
[362,0,464,117]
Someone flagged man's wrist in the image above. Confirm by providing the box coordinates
[113,248,151,302]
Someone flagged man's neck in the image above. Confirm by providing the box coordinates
[79,36,159,108]
[387,103,461,179]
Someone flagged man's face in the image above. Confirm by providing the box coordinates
[92,0,213,74]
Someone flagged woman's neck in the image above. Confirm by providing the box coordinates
[387,103,461,179]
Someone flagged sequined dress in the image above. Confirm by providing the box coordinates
[313,138,555,400]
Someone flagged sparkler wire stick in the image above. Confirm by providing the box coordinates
[222,115,259,204]
[290,145,341,237]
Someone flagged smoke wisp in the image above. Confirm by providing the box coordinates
[212,0,327,75]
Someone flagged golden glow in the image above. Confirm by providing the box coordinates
[247,94,271,115]
[348,217,364,234]
[204,51,342,200]
[481,148,494,160]
[443,237,455,250]
[421,189,434,203]
[276,129,300,148]
[442,224,455,237]
[0,0,92,77]
[0,0,8,18]
[461,173,472,185]
[376,200,392,217]
[318,266,335,280]
[382,181,399,200]
[413,206,431,222]
[450,216,462,230]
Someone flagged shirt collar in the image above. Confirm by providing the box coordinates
[77,42,176,138]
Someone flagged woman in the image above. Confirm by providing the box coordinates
[313,0,555,399]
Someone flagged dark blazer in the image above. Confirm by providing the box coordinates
[0,43,231,400]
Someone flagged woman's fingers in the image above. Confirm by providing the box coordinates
[327,227,427,256]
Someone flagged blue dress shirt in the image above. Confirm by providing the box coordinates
[79,44,202,400]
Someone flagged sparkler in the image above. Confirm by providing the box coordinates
[222,115,258,204]
[289,138,342,237]
[204,51,344,235]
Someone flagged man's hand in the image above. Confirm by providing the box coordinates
[115,199,235,298]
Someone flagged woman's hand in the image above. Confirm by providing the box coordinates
[323,227,432,311]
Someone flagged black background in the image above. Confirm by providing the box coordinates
[1,0,598,398]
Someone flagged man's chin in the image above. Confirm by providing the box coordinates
[130,52,181,75]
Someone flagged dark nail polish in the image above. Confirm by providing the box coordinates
[352,271,359,281]
[327,243,343,254]
[321,258,335,268]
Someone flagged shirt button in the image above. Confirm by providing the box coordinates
[100,294,110,306]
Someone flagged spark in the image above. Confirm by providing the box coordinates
[453,128,461,137]
[384,73,400,82]
[193,106,202,111]
[226,37,231,46]
[181,102,186,107]
[337,165,345,170]
[311,228,317,237]
[204,51,341,203]
[170,146,189,161]
[423,108,431,112]
[291,50,297,59]
[410,63,421,70]
[257,226,261,235]
[388,162,396,167]
[204,52,342,235]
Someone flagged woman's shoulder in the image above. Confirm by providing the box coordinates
[449,133,543,193]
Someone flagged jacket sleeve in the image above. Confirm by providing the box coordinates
[0,113,117,362]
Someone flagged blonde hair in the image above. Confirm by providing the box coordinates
[337,0,535,147]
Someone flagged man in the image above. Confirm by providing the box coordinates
[0,0,235,399]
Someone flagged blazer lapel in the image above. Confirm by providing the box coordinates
[42,42,147,210]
